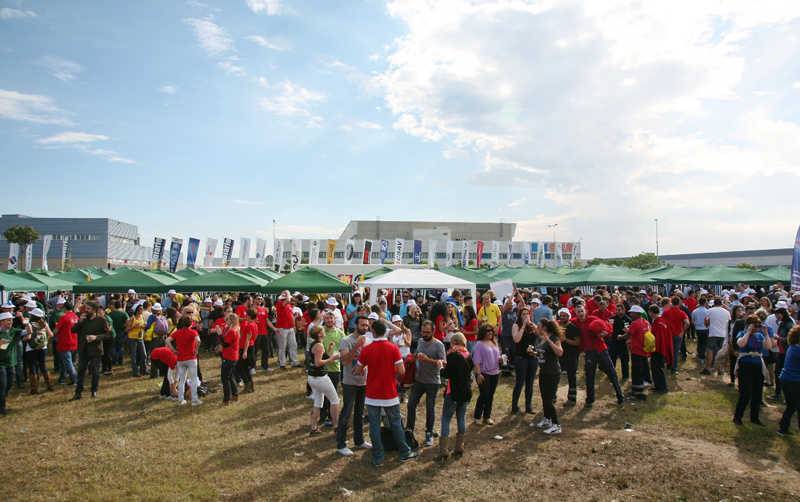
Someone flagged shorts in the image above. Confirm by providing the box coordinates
[706,337,724,354]
[307,375,339,408]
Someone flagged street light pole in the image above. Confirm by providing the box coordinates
[654,218,659,259]
[547,223,558,265]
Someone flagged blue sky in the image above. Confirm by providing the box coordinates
[2,0,800,258]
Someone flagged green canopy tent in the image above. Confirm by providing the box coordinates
[759,266,790,283]
[242,267,282,280]
[149,270,184,282]
[646,266,692,281]
[5,271,75,291]
[558,264,655,286]
[172,269,268,293]
[53,268,104,284]
[363,267,394,280]
[505,267,568,287]
[484,265,518,279]
[0,273,47,292]
[669,265,774,285]
[262,266,351,294]
[73,269,180,294]
[175,268,207,279]
[439,267,492,289]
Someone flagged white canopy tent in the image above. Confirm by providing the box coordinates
[362,268,476,305]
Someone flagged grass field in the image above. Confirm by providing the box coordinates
[2,343,799,501]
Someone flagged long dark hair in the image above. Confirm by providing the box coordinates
[540,318,564,342]
[515,306,532,329]
[463,305,476,324]
[429,301,448,322]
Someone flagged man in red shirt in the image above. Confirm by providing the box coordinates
[661,296,689,374]
[235,296,252,321]
[648,304,672,394]
[254,296,271,371]
[572,305,624,407]
[626,305,651,400]
[236,310,257,393]
[166,317,201,406]
[54,302,79,384]
[356,321,419,466]
[275,291,298,369]
[219,315,240,404]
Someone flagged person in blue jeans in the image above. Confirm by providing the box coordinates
[438,333,473,462]
[733,315,773,426]
[406,321,446,447]
[511,306,538,414]
[778,325,800,435]
[355,321,418,466]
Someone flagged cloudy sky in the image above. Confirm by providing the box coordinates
[2,0,799,258]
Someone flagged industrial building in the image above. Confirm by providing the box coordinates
[0,214,151,270]
[659,248,793,268]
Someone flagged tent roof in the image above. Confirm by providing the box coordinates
[438,267,492,288]
[670,265,774,285]
[175,268,207,278]
[363,267,394,280]
[759,266,790,283]
[646,266,692,281]
[364,268,475,289]
[504,267,569,287]
[0,273,47,292]
[262,267,351,294]
[5,271,75,291]
[559,264,654,286]
[172,269,268,292]
[53,268,104,284]
[242,267,282,280]
[73,269,180,293]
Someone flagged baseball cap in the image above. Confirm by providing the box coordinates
[25,300,37,309]
[302,295,309,302]
[30,308,45,318]
[152,303,163,311]
[128,289,136,295]
[325,297,338,306]
[0,312,13,321]
[2,301,15,309]
[775,301,789,310]
[367,312,379,320]
[531,297,542,305]
[213,299,224,307]
[167,289,177,295]
[557,307,571,318]
[391,314,403,322]
[628,305,645,314]
[292,307,303,317]
[406,299,417,307]
[203,297,212,304]
[56,297,66,305]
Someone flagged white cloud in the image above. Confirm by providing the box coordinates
[35,131,135,164]
[233,199,264,206]
[159,84,177,94]
[38,56,83,82]
[377,0,800,256]
[245,0,284,15]
[0,7,36,19]
[341,120,383,132]
[184,17,233,57]
[0,89,71,125]
[793,81,800,90]
[217,60,246,76]
[246,35,288,51]
[507,197,527,208]
[259,81,325,127]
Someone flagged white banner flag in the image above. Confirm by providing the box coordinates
[42,234,52,271]
[204,238,218,267]
[239,238,251,267]
[24,243,32,271]
[344,239,355,265]
[523,241,531,265]
[538,241,545,267]
[506,241,513,266]
[274,239,284,269]
[446,240,454,267]
[290,239,302,271]
[572,242,579,266]
[461,240,469,266]
[7,242,19,271]
[310,239,320,265]
[255,238,267,267]
[556,242,563,266]
[491,241,499,265]
[393,239,404,265]
[428,240,437,269]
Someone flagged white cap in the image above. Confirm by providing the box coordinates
[557,307,571,319]
[128,289,136,294]
[367,312,379,320]
[391,314,403,322]
[292,307,303,317]
[278,292,290,300]
[203,297,212,303]
[638,290,647,295]
[302,295,309,302]
[775,301,789,310]
[213,299,224,307]
[406,299,417,307]
[0,312,13,321]
[2,301,15,309]
[440,292,449,302]
[167,289,177,295]
[56,297,66,305]
[531,297,542,305]
[293,291,302,296]
[21,293,31,300]
[25,300,37,309]
[326,297,338,306]
[29,308,45,318]
[628,305,645,314]
[152,303,163,311]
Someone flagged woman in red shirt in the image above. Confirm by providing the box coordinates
[218,313,240,405]
[166,316,201,406]
[462,306,478,351]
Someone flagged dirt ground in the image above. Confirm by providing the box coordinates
[1,343,799,501]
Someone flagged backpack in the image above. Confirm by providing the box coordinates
[643,330,656,354]
[153,316,169,336]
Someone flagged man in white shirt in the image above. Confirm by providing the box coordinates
[701,298,731,375]
[691,297,710,363]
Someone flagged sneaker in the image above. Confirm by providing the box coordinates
[483,418,495,426]
[179,400,188,406]
[777,429,793,436]
[191,400,203,406]
[533,418,552,429]
[423,434,434,447]
[337,447,354,457]
[399,451,419,462]
[355,441,372,450]
[543,424,562,435]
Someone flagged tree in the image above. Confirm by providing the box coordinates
[587,252,660,269]
[736,262,757,270]
[3,225,39,247]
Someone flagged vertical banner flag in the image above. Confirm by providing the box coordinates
[239,238,251,267]
[394,238,404,265]
[362,240,373,265]
[379,239,389,264]
[186,238,200,268]
[491,240,500,265]
[274,239,284,269]
[428,240,437,268]
[222,238,234,267]
[446,240,454,267]
[791,225,800,292]
[168,238,183,273]
[254,238,267,267]
[538,241,545,267]
[7,242,19,270]
[24,243,32,271]
[41,234,52,271]
[529,242,538,266]
[562,242,573,267]
[507,241,513,265]
[476,240,485,268]
[412,240,422,264]
[572,241,580,266]
[556,241,563,266]
[461,240,469,266]
[344,239,355,265]
[523,241,531,265]
[309,239,320,265]
[326,239,337,264]
[151,238,166,270]
[290,239,301,271]
[61,239,69,271]
[204,238,218,267]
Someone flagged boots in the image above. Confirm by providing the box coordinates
[453,432,465,459]
[436,437,450,463]
[244,382,254,394]
[42,370,53,391]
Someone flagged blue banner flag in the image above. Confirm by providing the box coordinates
[791,225,800,292]
[413,240,422,264]
[186,238,200,268]
[168,238,183,273]
[379,239,389,264]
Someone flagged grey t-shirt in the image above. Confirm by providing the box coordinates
[340,334,366,387]
[414,338,446,385]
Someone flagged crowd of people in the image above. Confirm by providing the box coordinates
[1,281,800,466]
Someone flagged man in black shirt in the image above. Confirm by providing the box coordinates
[71,302,111,400]
[609,305,631,381]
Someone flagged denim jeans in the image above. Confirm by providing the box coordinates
[406,382,439,435]
[584,349,623,403]
[511,356,538,412]
[176,359,199,403]
[129,339,146,376]
[735,362,763,422]
[672,336,683,372]
[58,350,77,383]
[440,394,467,438]
[336,384,366,449]
[367,404,410,464]
[539,371,560,424]
[779,380,800,432]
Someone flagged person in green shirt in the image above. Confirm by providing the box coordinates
[108,301,129,367]
[320,310,345,426]
[101,309,116,376]
[48,298,67,375]
[1,311,31,415]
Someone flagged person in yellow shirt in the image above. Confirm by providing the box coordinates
[126,305,147,377]
[478,291,501,334]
